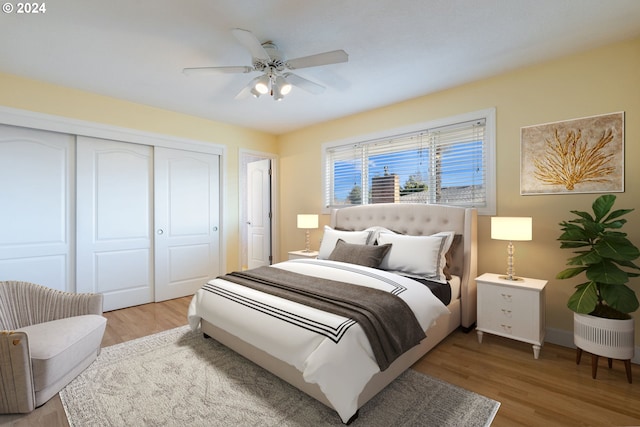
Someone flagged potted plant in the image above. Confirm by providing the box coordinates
[556,194,639,382]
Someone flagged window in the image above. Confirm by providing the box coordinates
[322,108,496,215]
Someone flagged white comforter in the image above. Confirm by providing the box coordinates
[187,258,450,422]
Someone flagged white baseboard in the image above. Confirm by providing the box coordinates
[545,327,640,365]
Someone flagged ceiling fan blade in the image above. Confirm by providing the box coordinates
[285,50,348,70]
[284,73,325,95]
[232,28,271,62]
[234,85,253,100]
[183,66,253,75]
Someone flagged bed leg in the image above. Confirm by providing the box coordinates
[345,410,359,425]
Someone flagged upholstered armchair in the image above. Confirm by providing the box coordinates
[0,281,107,414]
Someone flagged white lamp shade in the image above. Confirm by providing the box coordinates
[297,214,318,229]
[491,217,532,241]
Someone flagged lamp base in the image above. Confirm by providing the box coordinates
[498,275,524,281]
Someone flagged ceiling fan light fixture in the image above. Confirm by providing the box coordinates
[250,86,262,98]
[254,75,270,94]
[275,76,292,96]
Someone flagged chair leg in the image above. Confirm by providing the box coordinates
[576,347,582,365]
[608,358,613,369]
[591,354,599,379]
[624,360,632,384]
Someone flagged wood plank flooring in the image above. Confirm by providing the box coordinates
[2,297,638,426]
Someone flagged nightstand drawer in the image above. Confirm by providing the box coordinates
[478,282,537,336]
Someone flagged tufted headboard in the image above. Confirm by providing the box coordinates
[330,203,478,328]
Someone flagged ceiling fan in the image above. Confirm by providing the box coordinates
[183,28,348,101]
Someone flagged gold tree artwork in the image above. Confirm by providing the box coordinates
[520,112,624,195]
[533,128,615,190]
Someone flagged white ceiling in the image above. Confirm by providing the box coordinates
[2,0,640,134]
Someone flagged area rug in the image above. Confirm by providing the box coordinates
[60,325,500,426]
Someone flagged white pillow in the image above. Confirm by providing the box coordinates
[377,231,455,283]
[318,226,372,259]
[431,231,455,278]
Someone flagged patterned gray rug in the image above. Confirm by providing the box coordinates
[60,326,499,426]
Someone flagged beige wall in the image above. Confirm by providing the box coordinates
[277,36,640,342]
[0,72,278,273]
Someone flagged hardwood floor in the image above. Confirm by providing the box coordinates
[2,297,638,426]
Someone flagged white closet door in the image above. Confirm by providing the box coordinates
[76,137,153,311]
[154,147,220,302]
[0,124,74,292]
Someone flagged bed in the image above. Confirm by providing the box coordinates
[188,203,477,423]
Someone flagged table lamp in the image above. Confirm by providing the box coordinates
[491,216,532,281]
[297,214,318,252]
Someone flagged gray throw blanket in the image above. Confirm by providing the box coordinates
[222,266,426,371]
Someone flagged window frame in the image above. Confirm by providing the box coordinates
[321,108,496,216]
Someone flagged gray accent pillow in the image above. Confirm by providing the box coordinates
[328,239,392,268]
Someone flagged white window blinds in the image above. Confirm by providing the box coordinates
[324,114,492,211]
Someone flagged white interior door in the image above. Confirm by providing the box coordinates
[247,159,272,269]
[154,147,220,302]
[76,137,153,311]
[0,125,74,292]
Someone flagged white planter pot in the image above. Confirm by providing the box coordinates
[574,312,635,360]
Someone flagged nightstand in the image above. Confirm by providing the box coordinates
[288,250,319,260]
[476,272,547,359]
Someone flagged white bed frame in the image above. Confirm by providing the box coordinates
[201,203,477,423]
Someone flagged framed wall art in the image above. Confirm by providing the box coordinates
[520,112,624,195]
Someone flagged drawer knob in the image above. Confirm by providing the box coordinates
[501,309,512,317]
[500,324,513,333]
[501,293,512,302]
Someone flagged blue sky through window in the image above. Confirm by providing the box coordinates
[332,140,483,203]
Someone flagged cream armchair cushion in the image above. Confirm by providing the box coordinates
[0,281,106,414]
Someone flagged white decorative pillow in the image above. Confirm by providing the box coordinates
[318,226,372,259]
[377,231,455,283]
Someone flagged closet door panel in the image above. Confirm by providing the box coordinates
[155,147,220,301]
[76,137,153,311]
[0,124,73,291]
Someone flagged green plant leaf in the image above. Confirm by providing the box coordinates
[567,281,598,313]
[556,267,587,279]
[595,236,640,261]
[592,195,615,222]
[616,259,640,270]
[558,227,589,242]
[568,251,602,265]
[583,221,604,236]
[559,242,590,249]
[569,210,594,222]
[601,283,640,313]
[604,208,634,223]
[585,260,628,284]
[603,219,627,230]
